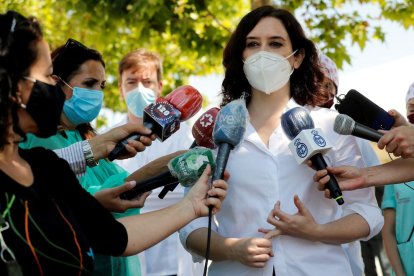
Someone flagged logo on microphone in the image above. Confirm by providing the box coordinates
[294,138,308,158]
[200,113,214,128]
[311,130,326,147]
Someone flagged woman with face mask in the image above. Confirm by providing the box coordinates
[179,6,383,276]
[19,38,158,275]
[0,10,228,275]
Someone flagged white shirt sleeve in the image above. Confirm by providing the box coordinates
[179,186,218,263]
[53,141,86,177]
[328,134,384,241]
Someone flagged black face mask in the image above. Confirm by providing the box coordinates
[407,113,414,125]
[24,79,65,138]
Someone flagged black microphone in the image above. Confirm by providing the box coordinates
[334,114,383,142]
[281,107,344,205]
[335,89,395,130]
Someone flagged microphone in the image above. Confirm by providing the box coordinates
[211,99,248,182]
[108,85,202,161]
[281,107,344,205]
[335,89,395,130]
[160,107,220,198]
[334,114,382,142]
[120,147,215,200]
[191,107,220,149]
[202,98,248,271]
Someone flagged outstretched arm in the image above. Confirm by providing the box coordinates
[313,158,414,192]
[119,166,229,255]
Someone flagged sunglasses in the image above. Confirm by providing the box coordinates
[52,38,94,62]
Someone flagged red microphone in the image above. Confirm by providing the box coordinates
[165,85,203,121]
[191,107,220,149]
[108,85,202,161]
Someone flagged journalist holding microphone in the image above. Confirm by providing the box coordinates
[315,83,414,191]
[179,6,383,276]
[0,10,228,275]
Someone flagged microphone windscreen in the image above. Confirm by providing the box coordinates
[281,107,315,140]
[334,114,355,135]
[213,98,248,147]
[168,147,216,187]
[165,85,203,121]
[335,89,394,130]
[192,107,220,149]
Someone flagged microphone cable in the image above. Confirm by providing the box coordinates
[203,206,213,276]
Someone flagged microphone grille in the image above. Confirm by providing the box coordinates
[281,107,314,140]
[334,114,355,135]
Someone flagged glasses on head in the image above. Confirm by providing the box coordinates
[52,38,93,62]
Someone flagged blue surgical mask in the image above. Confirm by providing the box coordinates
[126,83,156,118]
[63,87,103,126]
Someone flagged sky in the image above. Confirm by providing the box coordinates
[189,18,414,118]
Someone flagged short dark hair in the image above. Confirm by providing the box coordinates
[221,6,324,107]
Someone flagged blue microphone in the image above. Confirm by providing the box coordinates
[211,99,248,182]
[281,107,344,205]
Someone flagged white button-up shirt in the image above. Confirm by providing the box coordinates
[180,99,383,276]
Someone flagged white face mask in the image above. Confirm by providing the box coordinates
[125,83,156,118]
[243,50,297,94]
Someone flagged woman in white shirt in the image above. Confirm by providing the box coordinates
[180,6,383,276]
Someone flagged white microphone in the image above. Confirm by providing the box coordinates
[282,107,344,205]
[288,128,334,165]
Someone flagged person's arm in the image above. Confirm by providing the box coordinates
[185,228,273,268]
[119,166,228,255]
[378,125,414,159]
[88,122,154,161]
[259,195,370,244]
[124,150,187,183]
[54,123,154,177]
[382,209,406,276]
[93,181,152,212]
[314,158,414,191]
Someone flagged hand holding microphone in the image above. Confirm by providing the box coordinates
[120,147,216,200]
[201,98,248,269]
[108,85,202,161]
[281,107,344,205]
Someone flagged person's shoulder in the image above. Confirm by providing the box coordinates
[20,147,63,168]
[307,106,339,127]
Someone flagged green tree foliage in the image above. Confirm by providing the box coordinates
[2,0,413,113]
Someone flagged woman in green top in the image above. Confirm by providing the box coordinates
[20,38,149,276]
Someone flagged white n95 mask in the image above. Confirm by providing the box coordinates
[243,50,296,94]
[126,83,156,118]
